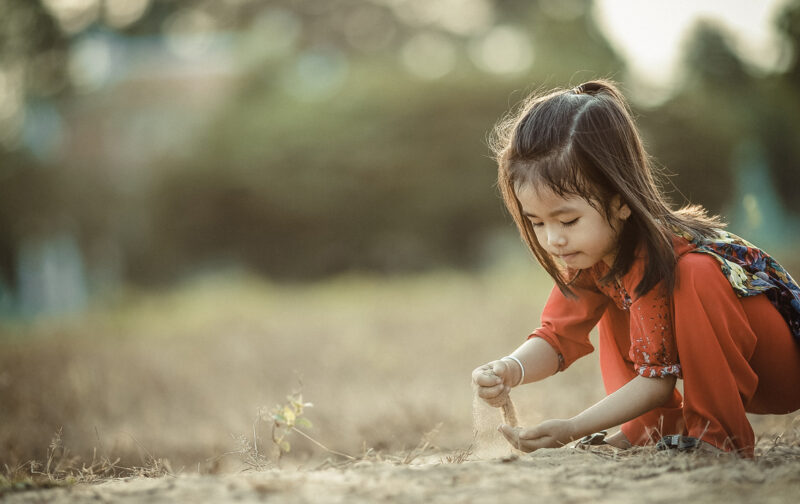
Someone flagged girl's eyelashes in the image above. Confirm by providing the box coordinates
[529,218,578,228]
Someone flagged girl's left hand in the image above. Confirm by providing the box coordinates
[498,419,578,452]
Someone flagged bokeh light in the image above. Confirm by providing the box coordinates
[281,47,350,101]
[238,7,302,65]
[42,0,101,35]
[104,0,151,29]
[469,25,534,75]
[431,0,494,35]
[164,7,219,60]
[67,33,113,92]
[344,5,397,53]
[401,31,457,79]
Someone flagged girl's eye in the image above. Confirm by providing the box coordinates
[530,221,544,228]
[562,218,579,227]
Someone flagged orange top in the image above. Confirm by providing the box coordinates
[530,236,697,378]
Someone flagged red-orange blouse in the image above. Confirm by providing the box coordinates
[530,236,696,378]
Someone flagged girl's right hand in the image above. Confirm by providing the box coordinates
[471,360,516,407]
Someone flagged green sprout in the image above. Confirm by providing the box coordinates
[250,390,352,466]
[264,392,314,456]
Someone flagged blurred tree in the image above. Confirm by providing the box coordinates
[760,0,800,213]
[684,21,750,88]
[638,21,756,214]
[23,0,800,295]
[137,0,626,281]
[638,0,800,232]
[0,0,70,99]
[778,0,800,87]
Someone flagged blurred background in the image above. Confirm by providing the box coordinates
[1,0,799,472]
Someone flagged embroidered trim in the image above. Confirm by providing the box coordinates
[637,363,682,378]
[556,352,565,372]
[616,280,632,311]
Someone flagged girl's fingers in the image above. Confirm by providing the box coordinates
[476,383,505,399]
[518,426,545,440]
[473,371,502,387]
[490,360,509,378]
[499,424,558,452]
[518,437,553,453]
[498,424,521,449]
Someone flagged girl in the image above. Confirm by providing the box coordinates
[471,80,800,457]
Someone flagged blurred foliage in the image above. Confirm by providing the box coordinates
[639,4,800,215]
[1,0,799,295]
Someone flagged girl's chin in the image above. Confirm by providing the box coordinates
[554,254,602,271]
[555,253,584,267]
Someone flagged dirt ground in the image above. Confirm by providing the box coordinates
[4,443,800,504]
[3,267,800,503]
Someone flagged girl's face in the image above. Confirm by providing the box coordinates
[516,183,630,270]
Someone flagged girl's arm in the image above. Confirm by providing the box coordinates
[508,337,561,384]
[472,337,560,407]
[500,374,677,451]
[569,374,677,437]
[474,281,607,407]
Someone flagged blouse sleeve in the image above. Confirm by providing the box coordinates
[625,280,682,378]
[529,275,610,372]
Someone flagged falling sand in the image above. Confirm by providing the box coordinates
[501,398,518,427]
[471,370,521,457]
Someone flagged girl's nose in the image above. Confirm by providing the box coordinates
[547,229,567,247]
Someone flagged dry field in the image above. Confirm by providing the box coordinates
[2,256,800,502]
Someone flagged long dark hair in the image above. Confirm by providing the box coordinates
[491,80,723,298]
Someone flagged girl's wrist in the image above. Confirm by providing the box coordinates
[566,415,591,442]
[501,355,525,387]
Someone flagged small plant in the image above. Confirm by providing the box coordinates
[215,389,354,469]
[263,391,314,457]
[257,390,354,466]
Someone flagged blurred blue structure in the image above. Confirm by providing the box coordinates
[727,140,800,251]
[5,31,235,320]
[17,232,88,318]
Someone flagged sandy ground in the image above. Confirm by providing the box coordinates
[4,445,800,504]
[3,270,800,503]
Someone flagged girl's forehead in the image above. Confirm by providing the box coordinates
[516,184,590,209]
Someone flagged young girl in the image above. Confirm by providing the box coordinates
[471,80,800,458]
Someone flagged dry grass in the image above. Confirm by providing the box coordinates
[0,257,556,471]
[2,253,799,496]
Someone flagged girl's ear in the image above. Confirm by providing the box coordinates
[613,195,631,220]
[619,203,631,220]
